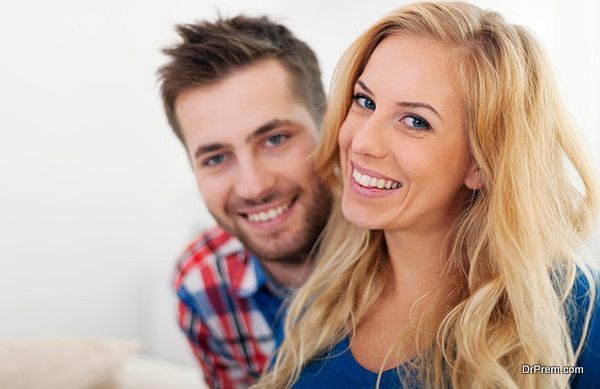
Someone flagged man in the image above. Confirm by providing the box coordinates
[157,16,331,388]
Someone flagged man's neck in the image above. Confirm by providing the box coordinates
[259,257,314,289]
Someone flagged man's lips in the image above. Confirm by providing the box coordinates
[237,196,298,223]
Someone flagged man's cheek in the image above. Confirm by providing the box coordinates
[198,191,222,213]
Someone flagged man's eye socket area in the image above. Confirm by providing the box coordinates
[352,93,376,110]
[400,115,431,130]
[201,154,227,167]
[196,134,291,168]
[264,134,289,147]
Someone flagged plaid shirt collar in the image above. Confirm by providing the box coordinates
[236,254,293,299]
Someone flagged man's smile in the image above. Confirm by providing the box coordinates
[237,196,298,229]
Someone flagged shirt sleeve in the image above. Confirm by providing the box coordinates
[175,286,249,389]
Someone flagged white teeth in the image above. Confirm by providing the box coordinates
[359,175,370,186]
[352,168,401,190]
[247,202,290,223]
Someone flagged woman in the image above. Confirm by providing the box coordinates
[255,2,599,388]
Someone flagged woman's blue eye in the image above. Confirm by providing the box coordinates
[265,134,287,147]
[352,94,376,110]
[401,115,430,130]
[203,154,226,167]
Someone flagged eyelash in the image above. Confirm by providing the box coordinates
[351,93,431,131]
[352,93,375,110]
[265,134,289,147]
[400,115,431,130]
[201,153,227,168]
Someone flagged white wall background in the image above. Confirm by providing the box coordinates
[1,0,599,365]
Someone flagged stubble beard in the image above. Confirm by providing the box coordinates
[213,181,332,265]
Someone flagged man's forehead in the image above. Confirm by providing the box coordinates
[175,61,315,150]
[176,59,296,111]
[179,102,307,148]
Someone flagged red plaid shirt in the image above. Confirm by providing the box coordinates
[173,226,290,388]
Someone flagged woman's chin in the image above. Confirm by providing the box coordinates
[341,201,385,230]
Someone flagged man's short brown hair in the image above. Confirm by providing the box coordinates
[158,15,326,144]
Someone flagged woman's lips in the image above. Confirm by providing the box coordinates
[349,162,402,197]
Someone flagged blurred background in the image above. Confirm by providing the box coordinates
[1,0,598,374]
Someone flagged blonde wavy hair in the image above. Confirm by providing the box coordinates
[255,2,599,388]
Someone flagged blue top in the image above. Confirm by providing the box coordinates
[252,254,293,347]
[293,271,600,388]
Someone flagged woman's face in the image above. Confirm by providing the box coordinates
[339,34,479,233]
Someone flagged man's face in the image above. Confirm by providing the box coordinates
[175,59,331,263]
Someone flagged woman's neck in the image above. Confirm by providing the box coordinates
[383,226,451,299]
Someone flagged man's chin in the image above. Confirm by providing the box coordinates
[241,235,309,264]
[213,188,330,264]
[213,217,304,263]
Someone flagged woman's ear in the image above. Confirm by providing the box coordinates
[464,160,484,190]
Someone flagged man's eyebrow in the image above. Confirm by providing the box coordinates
[357,79,442,120]
[194,143,226,160]
[193,119,295,160]
[245,119,294,143]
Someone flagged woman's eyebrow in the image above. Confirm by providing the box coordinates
[357,79,441,120]
[398,101,442,119]
[356,80,373,95]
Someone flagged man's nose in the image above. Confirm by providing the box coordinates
[233,157,276,201]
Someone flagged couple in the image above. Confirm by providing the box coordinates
[158,2,599,388]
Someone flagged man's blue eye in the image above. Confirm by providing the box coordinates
[203,154,226,167]
[265,134,287,147]
[401,115,431,130]
[352,94,376,110]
